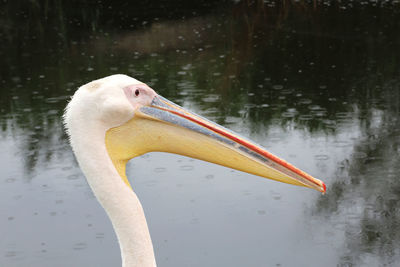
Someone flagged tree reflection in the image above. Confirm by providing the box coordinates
[315,84,400,265]
[1,0,399,174]
[1,2,400,264]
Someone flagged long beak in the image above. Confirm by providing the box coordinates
[105,95,326,193]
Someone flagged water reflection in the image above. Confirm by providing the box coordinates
[1,1,400,266]
[315,89,400,266]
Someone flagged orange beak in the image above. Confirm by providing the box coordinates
[106,95,326,193]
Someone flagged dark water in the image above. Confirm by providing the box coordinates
[1,1,400,266]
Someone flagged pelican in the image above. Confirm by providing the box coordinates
[64,74,325,267]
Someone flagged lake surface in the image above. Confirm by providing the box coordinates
[1,1,400,266]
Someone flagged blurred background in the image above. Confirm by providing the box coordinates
[1,0,400,266]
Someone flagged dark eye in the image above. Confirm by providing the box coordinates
[134,89,140,96]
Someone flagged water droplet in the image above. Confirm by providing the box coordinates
[272,84,283,90]
[96,233,105,239]
[299,114,313,121]
[335,112,352,119]
[202,94,220,103]
[242,190,252,196]
[257,210,266,215]
[315,154,330,160]
[353,152,367,159]
[299,98,312,105]
[180,165,193,171]
[154,167,166,173]
[73,242,87,250]
[5,178,15,183]
[67,174,79,180]
[271,192,281,200]
[5,251,17,257]
[333,140,352,147]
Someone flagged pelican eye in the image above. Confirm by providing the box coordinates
[135,89,140,97]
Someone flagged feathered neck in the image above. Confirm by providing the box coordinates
[65,116,156,267]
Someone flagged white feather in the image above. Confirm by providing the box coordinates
[64,74,157,267]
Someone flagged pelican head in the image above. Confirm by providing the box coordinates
[64,74,325,266]
[66,74,325,192]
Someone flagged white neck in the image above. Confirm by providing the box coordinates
[68,122,156,267]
